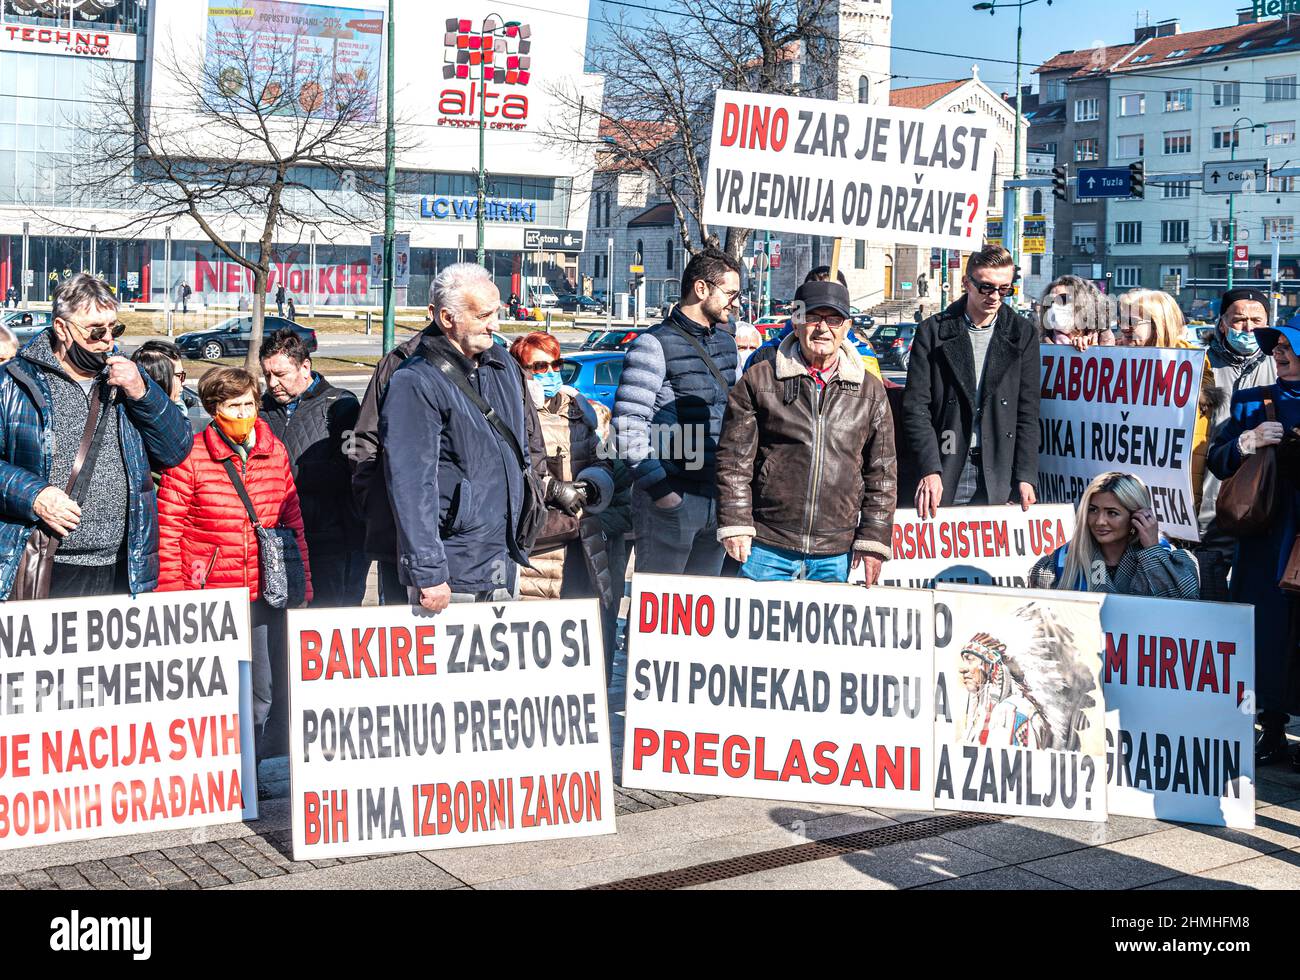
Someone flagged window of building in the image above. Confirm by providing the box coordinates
[1032,189,1043,212]
[1161,220,1189,244]
[1214,81,1240,107]
[1163,181,1191,198]
[1212,127,1240,150]
[1074,98,1099,122]
[1043,78,1066,103]
[1031,255,1043,276]
[1130,54,1152,64]
[1266,75,1297,102]
[1115,267,1141,287]
[1118,93,1145,116]
[1041,141,1058,156]
[855,239,865,269]
[1164,88,1192,112]
[1269,174,1296,193]
[1072,222,1098,249]
[1073,138,1100,162]
[1265,217,1296,241]
[1205,44,1225,54]
[858,76,869,103]
[665,239,674,271]
[1210,220,1238,243]
[1267,121,1296,146]
[1116,134,1144,158]
[1163,131,1192,154]
[1115,221,1142,244]
[1166,49,1188,59]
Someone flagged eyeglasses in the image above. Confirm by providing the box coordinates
[804,314,847,327]
[967,277,1015,297]
[60,316,125,342]
[708,282,742,301]
[176,370,187,383]
[525,359,562,374]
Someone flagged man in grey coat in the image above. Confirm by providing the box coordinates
[1195,287,1277,599]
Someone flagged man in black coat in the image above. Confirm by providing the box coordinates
[902,245,1040,516]
[259,327,366,606]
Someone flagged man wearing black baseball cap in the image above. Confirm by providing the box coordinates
[1195,286,1277,604]
[717,278,896,585]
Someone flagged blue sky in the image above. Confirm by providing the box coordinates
[892,0,1253,94]
[586,0,1255,96]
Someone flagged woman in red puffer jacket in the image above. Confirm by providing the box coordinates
[158,367,312,774]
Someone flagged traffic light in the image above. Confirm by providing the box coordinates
[1129,161,1145,199]
[632,272,645,292]
[1052,165,1068,201]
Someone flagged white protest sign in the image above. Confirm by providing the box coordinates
[0,590,254,850]
[933,584,1107,821]
[287,600,615,861]
[852,505,1075,589]
[703,90,998,251]
[1102,595,1254,828]
[1038,345,1205,540]
[624,574,934,811]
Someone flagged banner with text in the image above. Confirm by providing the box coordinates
[933,584,1107,820]
[1102,595,1255,828]
[851,505,1075,589]
[624,574,935,810]
[287,601,615,861]
[703,90,998,251]
[0,590,254,851]
[1038,345,1205,540]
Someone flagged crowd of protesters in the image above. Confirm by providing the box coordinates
[0,255,1294,782]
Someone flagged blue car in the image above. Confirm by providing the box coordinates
[560,350,624,411]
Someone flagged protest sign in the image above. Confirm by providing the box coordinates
[624,574,934,810]
[1102,595,1254,828]
[702,90,998,251]
[287,600,615,860]
[0,590,254,851]
[933,584,1107,820]
[1038,345,1205,540]
[850,505,1075,589]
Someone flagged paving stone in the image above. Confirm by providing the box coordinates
[17,870,56,890]
[309,858,342,869]
[165,880,201,890]
[1022,827,1264,889]
[216,867,256,884]
[915,866,1074,890]
[244,861,287,879]
[161,846,197,861]
[45,866,92,889]
[93,880,130,890]
[192,873,230,889]
[1139,850,1300,889]
[0,874,22,889]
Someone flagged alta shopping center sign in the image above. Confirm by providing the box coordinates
[0,25,138,59]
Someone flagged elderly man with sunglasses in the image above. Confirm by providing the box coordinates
[0,273,191,599]
[902,245,1040,515]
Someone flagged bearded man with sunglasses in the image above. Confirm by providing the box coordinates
[0,272,191,599]
[902,245,1040,516]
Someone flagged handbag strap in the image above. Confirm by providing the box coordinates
[663,319,731,395]
[66,382,112,504]
[220,457,263,529]
[423,344,528,471]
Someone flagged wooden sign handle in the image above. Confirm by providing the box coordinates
[829,238,844,281]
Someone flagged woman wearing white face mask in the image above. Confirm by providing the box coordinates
[1038,275,1114,350]
[734,321,762,375]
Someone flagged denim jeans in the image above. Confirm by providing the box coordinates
[308,550,369,607]
[632,488,725,577]
[740,541,850,583]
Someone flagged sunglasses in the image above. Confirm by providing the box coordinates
[967,277,1015,297]
[60,316,125,342]
[804,314,847,327]
[526,359,563,374]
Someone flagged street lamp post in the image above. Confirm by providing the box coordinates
[475,14,521,268]
[1226,117,1264,290]
[973,0,1052,272]
[382,0,396,354]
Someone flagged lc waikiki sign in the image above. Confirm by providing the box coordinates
[437,15,533,131]
[420,197,537,222]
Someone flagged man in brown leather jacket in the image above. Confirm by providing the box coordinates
[715,279,897,584]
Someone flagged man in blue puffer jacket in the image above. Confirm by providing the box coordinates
[613,248,740,575]
[0,273,192,599]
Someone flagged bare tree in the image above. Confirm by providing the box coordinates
[53,24,404,372]
[549,0,851,261]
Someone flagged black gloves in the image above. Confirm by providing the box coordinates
[546,478,602,517]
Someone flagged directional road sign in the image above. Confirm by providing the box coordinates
[1202,159,1268,195]
[1075,167,1133,198]
[523,228,587,253]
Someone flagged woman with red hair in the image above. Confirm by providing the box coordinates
[509,332,616,620]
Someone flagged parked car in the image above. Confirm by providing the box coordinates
[559,351,625,411]
[3,309,53,343]
[755,314,788,328]
[580,328,647,351]
[175,315,318,361]
[869,323,916,371]
[850,307,875,330]
[557,294,606,315]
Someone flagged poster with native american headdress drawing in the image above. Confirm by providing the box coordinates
[932,585,1107,821]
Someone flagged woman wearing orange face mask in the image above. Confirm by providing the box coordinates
[156,367,312,781]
